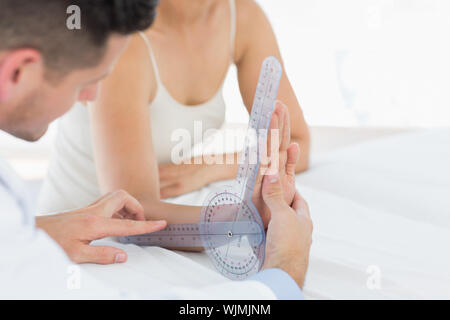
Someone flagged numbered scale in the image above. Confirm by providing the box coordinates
[120,57,283,280]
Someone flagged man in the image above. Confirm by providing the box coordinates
[0,0,313,299]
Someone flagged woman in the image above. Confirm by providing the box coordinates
[38,0,309,219]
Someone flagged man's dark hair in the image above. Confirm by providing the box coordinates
[0,0,159,78]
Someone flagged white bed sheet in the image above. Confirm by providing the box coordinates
[82,128,450,299]
[298,127,450,299]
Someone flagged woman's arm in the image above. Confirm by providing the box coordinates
[89,34,202,224]
[158,0,310,199]
[90,30,297,232]
[234,0,310,174]
[90,35,158,202]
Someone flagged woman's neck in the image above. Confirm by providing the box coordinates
[157,0,218,26]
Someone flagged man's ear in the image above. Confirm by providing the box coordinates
[0,49,43,103]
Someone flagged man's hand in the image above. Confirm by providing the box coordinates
[261,173,313,289]
[36,190,167,265]
[253,101,299,228]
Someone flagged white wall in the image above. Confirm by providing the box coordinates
[2,0,450,179]
[224,0,450,127]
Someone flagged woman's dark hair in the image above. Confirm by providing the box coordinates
[0,0,159,76]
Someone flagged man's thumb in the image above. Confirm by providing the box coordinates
[262,173,286,210]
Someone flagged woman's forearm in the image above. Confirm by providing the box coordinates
[141,199,204,251]
[143,199,202,224]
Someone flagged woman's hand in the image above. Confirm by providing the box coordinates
[252,102,299,228]
[159,160,212,199]
[159,101,298,230]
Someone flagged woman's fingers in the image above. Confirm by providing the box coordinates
[159,164,190,190]
[160,183,183,199]
[273,102,284,149]
[159,177,178,189]
[158,163,180,180]
[263,108,281,176]
[277,101,291,152]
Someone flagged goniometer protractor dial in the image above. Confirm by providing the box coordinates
[200,188,265,280]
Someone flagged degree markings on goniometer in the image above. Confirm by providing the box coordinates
[119,57,283,280]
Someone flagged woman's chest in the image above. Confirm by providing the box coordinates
[149,29,232,105]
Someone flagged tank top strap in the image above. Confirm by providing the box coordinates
[229,0,237,63]
[138,32,162,84]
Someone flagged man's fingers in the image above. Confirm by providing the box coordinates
[292,191,311,219]
[286,143,300,177]
[77,245,128,265]
[115,208,141,221]
[94,190,145,221]
[95,218,167,239]
[262,173,289,212]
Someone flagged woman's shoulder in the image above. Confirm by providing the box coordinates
[235,0,267,25]
[234,0,272,61]
[101,32,157,101]
[114,33,153,78]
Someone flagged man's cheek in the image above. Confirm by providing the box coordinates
[45,99,72,123]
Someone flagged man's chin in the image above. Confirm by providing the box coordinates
[8,126,49,142]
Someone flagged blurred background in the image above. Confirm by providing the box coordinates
[226,0,450,127]
[1,0,449,180]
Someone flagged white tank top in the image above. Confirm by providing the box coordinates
[140,29,228,163]
[37,0,236,214]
